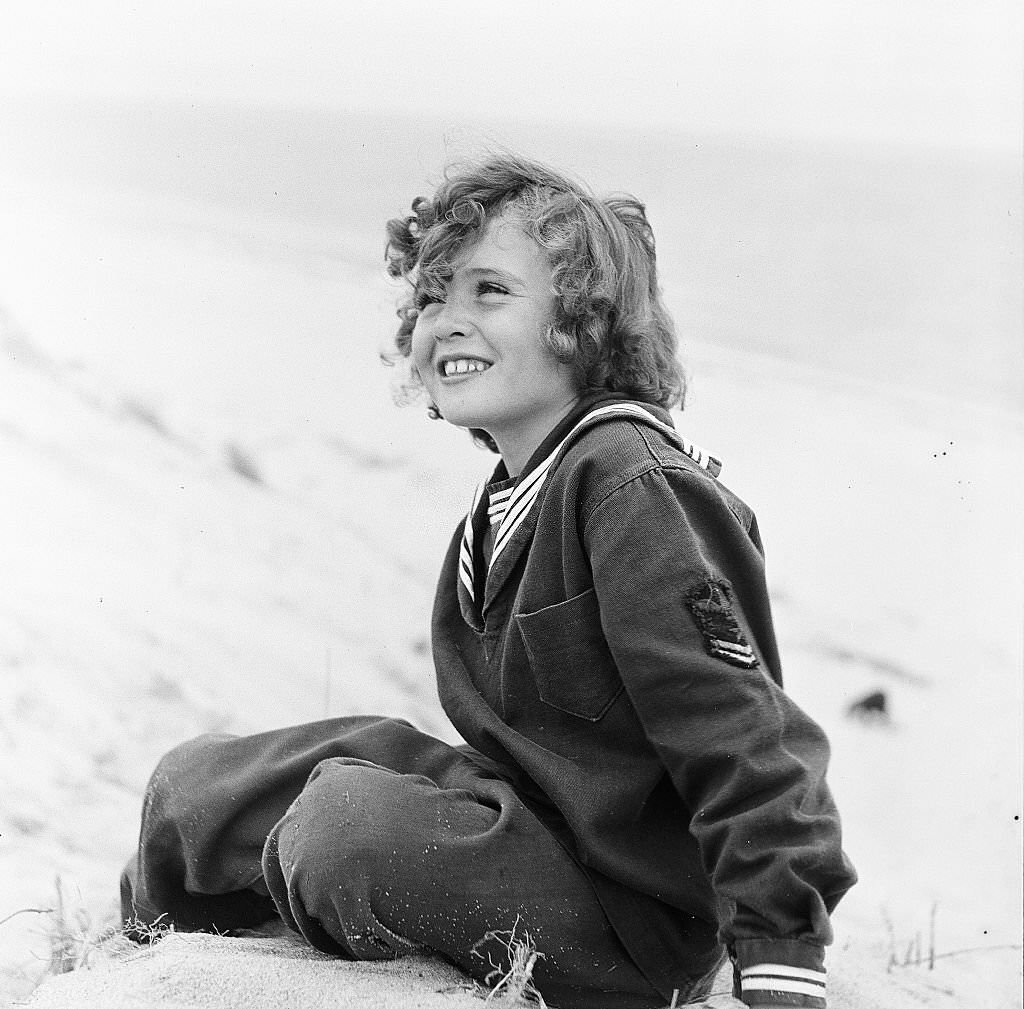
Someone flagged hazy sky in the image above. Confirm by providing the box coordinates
[2,0,1020,150]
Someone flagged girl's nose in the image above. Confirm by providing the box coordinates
[429,296,471,342]
[434,326,465,343]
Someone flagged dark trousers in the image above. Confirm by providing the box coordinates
[121,716,719,1008]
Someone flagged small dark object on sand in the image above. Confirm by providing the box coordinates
[846,690,889,721]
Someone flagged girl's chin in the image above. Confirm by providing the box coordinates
[441,410,493,431]
[429,396,493,431]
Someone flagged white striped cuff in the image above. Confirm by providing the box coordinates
[740,962,826,1006]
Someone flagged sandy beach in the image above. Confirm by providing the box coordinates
[1,103,1020,1007]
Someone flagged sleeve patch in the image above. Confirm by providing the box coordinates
[684,580,760,669]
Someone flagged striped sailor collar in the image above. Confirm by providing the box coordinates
[485,475,516,523]
[455,393,722,628]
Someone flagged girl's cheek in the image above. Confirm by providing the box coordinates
[409,326,433,386]
[409,322,427,365]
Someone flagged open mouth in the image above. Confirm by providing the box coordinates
[439,358,492,378]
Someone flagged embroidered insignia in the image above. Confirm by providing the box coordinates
[684,581,759,669]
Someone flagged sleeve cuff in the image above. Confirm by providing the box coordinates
[732,939,827,1008]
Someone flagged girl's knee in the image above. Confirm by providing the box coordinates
[270,756,509,908]
[264,759,425,959]
[150,732,227,775]
[284,758,425,867]
[273,756,481,904]
[141,733,235,826]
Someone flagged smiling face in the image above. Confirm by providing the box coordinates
[410,215,581,474]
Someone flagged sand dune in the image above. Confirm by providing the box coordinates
[1,115,1021,1006]
[13,927,931,1009]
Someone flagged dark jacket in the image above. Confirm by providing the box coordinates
[431,395,856,1005]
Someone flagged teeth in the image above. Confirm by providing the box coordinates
[443,359,489,376]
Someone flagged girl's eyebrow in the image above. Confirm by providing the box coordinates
[461,266,525,287]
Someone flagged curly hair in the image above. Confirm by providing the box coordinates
[384,153,686,443]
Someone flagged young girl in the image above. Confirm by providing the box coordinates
[121,154,856,1008]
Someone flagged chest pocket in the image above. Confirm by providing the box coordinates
[515,588,624,722]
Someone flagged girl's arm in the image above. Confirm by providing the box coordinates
[584,463,855,1008]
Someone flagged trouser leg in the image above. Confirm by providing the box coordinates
[260,754,674,1009]
[121,714,714,1008]
[120,715,460,934]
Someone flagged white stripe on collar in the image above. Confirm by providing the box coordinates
[458,480,486,600]
[487,485,514,528]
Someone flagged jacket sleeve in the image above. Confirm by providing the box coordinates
[583,464,856,1009]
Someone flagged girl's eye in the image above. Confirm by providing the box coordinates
[477,281,509,297]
